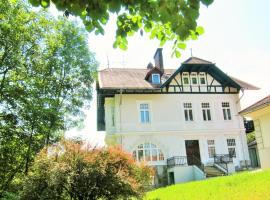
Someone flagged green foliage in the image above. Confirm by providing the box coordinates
[246,132,256,143]
[20,140,153,200]
[144,170,270,200]
[0,0,97,196]
[29,0,214,57]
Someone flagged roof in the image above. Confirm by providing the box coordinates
[98,57,258,91]
[182,57,213,65]
[98,68,175,89]
[230,76,259,90]
[240,95,270,115]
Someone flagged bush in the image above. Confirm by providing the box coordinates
[20,140,153,200]
[246,132,255,143]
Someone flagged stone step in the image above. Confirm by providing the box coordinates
[205,166,226,177]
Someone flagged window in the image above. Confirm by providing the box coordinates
[227,139,236,158]
[207,140,216,158]
[182,73,189,85]
[222,102,232,120]
[152,73,160,84]
[140,103,150,123]
[201,103,211,121]
[199,73,206,85]
[191,73,198,85]
[183,103,193,121]
[132,142,164,162]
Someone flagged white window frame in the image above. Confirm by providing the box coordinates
[199,73,206,85]
[222,102,232,120]
[190,73,198,85]
[182,72,190,85]
[207,139,216,158]
[132,142,164,162]
[183,102,194,121]
[138,102,151,124]
[151,73,160,84]
[201,102,212,121]
[227,138,236,158]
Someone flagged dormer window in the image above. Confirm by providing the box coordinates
[182,73,189,85]
[152,74,160,84]
[191,73,198,85]
[199,73,206,85]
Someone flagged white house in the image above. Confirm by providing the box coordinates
[97,48,258,185]
[240,95,270,170]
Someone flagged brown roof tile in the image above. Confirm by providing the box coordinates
[98,68,175,89]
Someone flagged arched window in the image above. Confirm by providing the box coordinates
[132,142,164,162]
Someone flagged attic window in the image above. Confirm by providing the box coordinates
[199,73,206,85]
[152,74,160,84]
[191,73,198,85]
[182,73,189,85]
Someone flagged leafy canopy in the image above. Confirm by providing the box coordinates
[0,0,97,195]
[29,0,214,57]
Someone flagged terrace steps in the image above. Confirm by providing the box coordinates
[205,166,226,178]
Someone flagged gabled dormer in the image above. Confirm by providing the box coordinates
[145,48,165,85]
[145,66,162,85]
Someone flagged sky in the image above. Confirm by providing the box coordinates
[48,0,270,145]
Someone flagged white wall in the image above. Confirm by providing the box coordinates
[251,109,270,169]
[110,93,244,133]
[167,165,205,184]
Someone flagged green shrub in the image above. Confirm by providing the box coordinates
[246,132,256,143]
[20,140,153,200]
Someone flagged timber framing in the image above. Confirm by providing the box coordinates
[161,63,241,91]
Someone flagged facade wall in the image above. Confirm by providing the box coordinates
[104,93,249,168]
[105,93,244,134]
[251,109,270,169]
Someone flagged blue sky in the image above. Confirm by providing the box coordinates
[50,1,270,144]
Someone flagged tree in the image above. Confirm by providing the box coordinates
[29,0,214,57]
[21,140,153,200]
[0,0,97,195]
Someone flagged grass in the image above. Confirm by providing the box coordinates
[144,170,270,200]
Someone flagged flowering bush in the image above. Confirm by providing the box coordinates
[20,140,153,200]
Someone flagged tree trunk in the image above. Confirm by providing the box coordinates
[25,126,34,174]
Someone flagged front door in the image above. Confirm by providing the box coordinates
[185,140,201,165]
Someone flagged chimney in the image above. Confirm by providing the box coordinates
[147,62,154,70]
[153,48,164,73]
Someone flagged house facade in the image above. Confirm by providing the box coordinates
[97,48,257,185]
[240,95,270,170]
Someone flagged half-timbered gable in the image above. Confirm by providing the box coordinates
[162,57,241,94]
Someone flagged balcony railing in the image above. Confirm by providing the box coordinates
[167,156,204,172]
[213,154,233,174]
[167,156,187,168]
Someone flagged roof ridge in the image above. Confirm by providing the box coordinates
[182,56,213,64]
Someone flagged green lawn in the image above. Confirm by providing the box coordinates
[144,170,270,200]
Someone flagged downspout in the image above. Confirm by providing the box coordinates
[119,89,123,149]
